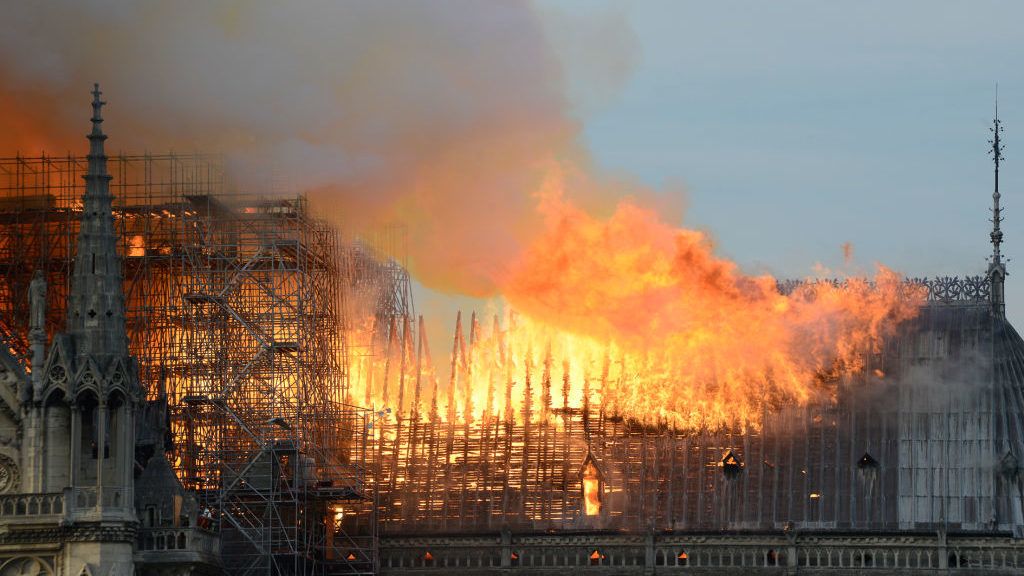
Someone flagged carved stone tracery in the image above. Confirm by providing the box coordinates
[0,455,19,494]
[0,556,53,576]
[776,275,991,305]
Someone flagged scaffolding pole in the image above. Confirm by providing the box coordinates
[0,153,377,576]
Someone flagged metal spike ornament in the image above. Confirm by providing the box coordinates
[988,90,1007,317]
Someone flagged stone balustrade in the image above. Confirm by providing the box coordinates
[70,486,132,510]
[379,531,1024,574]
[137,527,219,555]
[0,493,64,519]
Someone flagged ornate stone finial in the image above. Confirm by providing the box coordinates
[85,82,110,183]
[988,86,1007,318]
[91,83,104,124]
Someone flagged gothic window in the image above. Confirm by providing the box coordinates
[80,397,95,460]
[88,409,111,459]
[80,395,109,461]
[581,457,603,516]
[43,389,64,408]
[106,392,125,460]
[949,551,966,567]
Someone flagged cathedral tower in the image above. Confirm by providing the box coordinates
[21,83,142,576]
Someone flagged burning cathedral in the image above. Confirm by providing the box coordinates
[0,86,1021,575]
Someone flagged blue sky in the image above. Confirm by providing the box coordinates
[414,1,1024,343]
[534,1,1024,326]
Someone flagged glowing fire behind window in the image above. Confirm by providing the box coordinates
[582,460,601,516]
[128,235,145,257]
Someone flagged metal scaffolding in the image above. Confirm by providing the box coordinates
[358,278,1023,539]
[0,153,377,575]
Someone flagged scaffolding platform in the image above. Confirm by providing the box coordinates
[0,153,378,576]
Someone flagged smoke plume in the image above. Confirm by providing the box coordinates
[0,1,638,296]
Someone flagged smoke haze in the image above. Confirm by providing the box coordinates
[0,0,640,296]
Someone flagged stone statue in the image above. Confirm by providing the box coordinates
[29,270,46,333]
[27,270,47,403]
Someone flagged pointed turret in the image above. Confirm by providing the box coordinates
[67,83,129,361]
[989,92,1007,318]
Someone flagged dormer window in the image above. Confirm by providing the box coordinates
[579,452,604,516]
[1000,451,1019,477]
[722,450,743,477]
[857,452,879,469]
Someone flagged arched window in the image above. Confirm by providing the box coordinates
[579,452,604,516]
[677,550,689,566]
[949,551,963,567]
[106,391,126,461]
[76,392,104,468]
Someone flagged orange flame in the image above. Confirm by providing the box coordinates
[350,167,924,430]
[495,168,922,427]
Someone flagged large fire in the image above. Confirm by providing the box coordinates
[349,168,925,430]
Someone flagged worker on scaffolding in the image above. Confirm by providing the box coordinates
[198,507,214,530]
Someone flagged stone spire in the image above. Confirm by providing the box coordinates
[988,91,1007,318]
[67,83,129,361]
